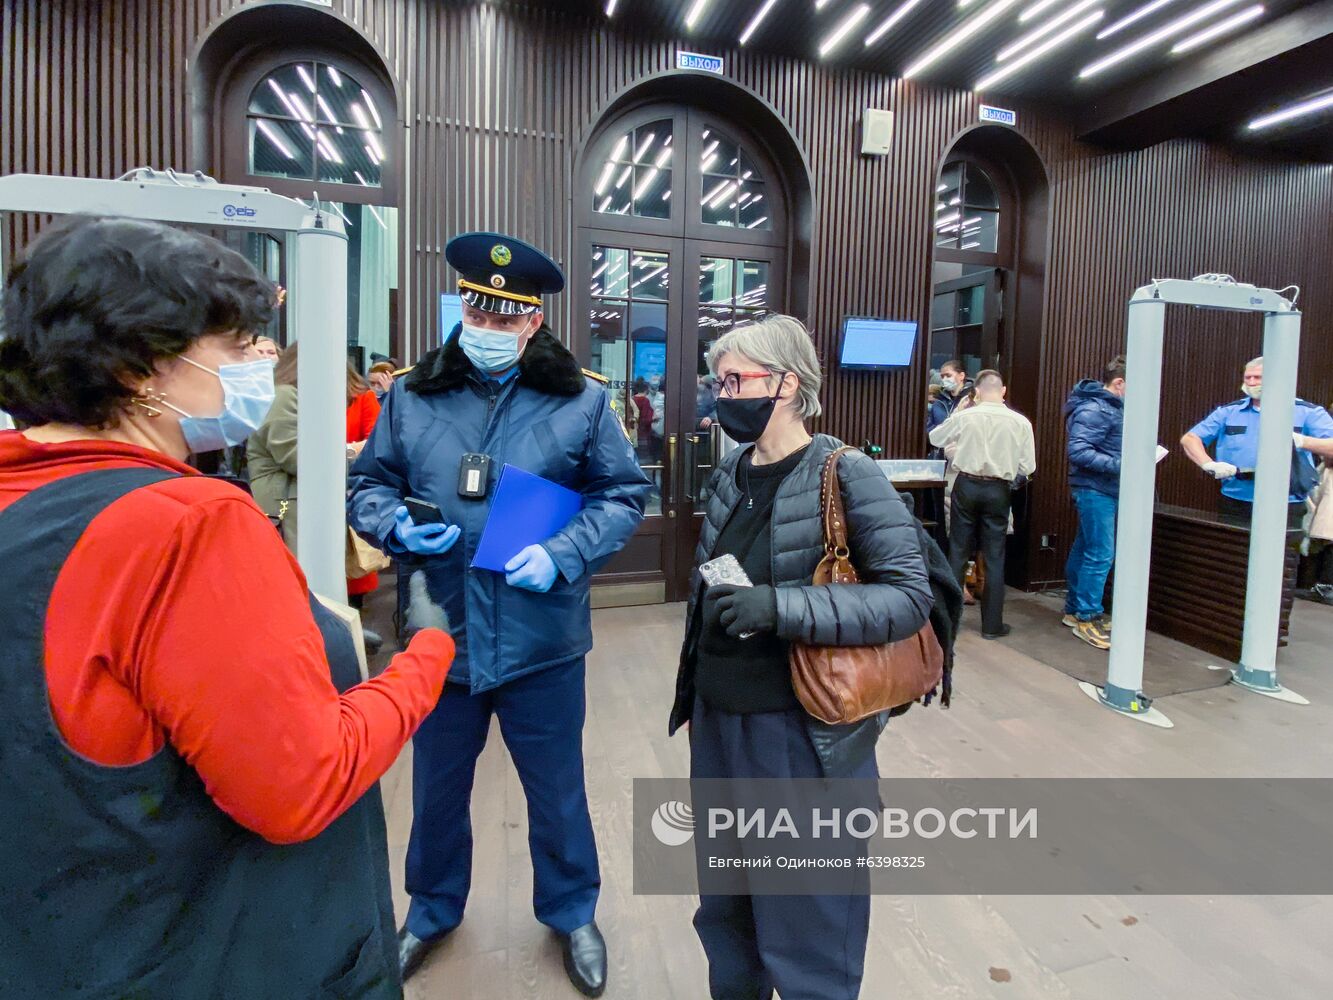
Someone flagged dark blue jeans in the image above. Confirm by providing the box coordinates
[1064,487,1118,620]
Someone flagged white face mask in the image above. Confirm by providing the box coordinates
[941,377,958,392]
[1242,382,1262,400]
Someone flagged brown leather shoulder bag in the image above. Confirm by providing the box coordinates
[789,446,944,725]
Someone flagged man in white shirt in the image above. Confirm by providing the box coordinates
[928,369,1036,638]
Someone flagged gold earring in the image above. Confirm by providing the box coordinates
[132,388,167,418]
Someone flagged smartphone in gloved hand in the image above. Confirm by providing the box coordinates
[699,554,756,639]
[404,497,445,525]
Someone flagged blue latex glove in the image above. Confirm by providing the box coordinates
[393,505,461,556]
[504,544,559,592]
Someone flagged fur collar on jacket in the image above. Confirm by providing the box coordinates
[405,326,586,397]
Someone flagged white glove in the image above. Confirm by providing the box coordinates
[405,569,451,634]
[1203,461,1238,480]
[1293,431,1306,450]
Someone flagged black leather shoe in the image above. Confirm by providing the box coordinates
[560,921,607,997]
[982,624,1012,640]
[398,926,445,983]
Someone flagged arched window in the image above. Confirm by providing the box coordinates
[697,127,771,231]
[593,118,674,219]
[934,161,1001,253]
[246,61,385,189]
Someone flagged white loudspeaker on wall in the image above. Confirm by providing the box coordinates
[861,109,894,156]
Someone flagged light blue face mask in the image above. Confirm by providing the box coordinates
[160,357,276,453]
[459,318,534,374]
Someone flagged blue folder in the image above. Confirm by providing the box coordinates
[471,464,584,572]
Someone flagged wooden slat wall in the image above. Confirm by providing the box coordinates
[3,0,1331,585]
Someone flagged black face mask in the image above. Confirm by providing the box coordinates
[716,388,782,444]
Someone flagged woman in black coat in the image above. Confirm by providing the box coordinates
[669,314,933,1000]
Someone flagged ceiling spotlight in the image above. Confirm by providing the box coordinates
[1247,90,1333,131]
[1097,0,1177,40]
[903,0,1022,79]
[1171,4,1263,53]
[1079,0,1244,79]
[740,0,781,45]
[865,0,925,46]
[819,4,872,57]
[998,0,1099,61]
[685,0,712,30]
[977,10,1103,89]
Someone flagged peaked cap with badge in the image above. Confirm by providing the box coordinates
[445,231,565,316]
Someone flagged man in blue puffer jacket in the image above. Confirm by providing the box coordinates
[348,232,650,997]
[1062,356,1126,649]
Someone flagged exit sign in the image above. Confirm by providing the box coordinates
[979,105,1017,126]
[677,51,724,75]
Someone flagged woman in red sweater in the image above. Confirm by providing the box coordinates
[346,367,383,600]
[0,216,453,998]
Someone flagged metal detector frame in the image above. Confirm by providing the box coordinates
[1082,277,1306,728]
[0,169,351,602]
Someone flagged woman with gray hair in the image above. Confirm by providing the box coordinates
[668,314,934,999]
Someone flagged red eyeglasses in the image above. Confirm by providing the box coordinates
[717,370,786,398]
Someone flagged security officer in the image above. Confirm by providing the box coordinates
[348,232,651,997]
[1181,356,1333,526]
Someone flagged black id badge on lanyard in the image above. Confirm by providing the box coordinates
[458,453,492,499]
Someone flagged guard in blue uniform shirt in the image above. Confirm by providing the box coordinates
[348,231,651,997]
[1181,356,1333,526]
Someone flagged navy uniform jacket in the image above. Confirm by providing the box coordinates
[1188,396,1333,503]
[348,328,650,692]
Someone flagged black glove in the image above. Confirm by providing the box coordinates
[717,584,778,639]
[702,584,740,633]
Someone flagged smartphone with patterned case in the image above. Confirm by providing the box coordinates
[699,553,753,588]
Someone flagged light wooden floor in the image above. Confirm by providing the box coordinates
[381,596,1333,1000]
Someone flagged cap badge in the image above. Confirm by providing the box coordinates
[490,274,506,289]
[490,244,512,267]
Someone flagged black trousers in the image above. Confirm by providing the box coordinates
[949,474,1012,634]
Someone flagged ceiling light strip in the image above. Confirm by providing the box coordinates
[978,10,1103,89]
[1171,4,1263,53]
[1247,90,1333,131]
[865,0,925,46]
[1079,0,1244,78]
[903,0,1023,79]
[1019,0,1063,21]
[819,4,872,57]
[605,0,620,15]
[998,0,1100,61]
[1097,0,1177,40]
[740,0,781,44]
[685,0,713,30]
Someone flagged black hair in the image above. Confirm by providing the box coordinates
[0,215,276,427]
[1102,355,1126,386]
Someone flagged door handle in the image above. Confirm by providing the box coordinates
[682,433,698,504]
[666,434,678,518]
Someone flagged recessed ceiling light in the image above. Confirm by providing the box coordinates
[1079,0,1244,79]
[1097,0,1177,40]
[865,0,925,47]
[902,0,1022,79]
[740,0,781,45]
[977,10,1103,89]
[1247,90,1333,130]
[685,0,712,30]
[999,0,1099,61]
[819,4,872,57]
[1171,4,1264,53]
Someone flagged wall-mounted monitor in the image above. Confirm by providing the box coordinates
[838,316,918,370]
[440,292,463,342]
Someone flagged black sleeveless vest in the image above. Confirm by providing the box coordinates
[0,469,400,998]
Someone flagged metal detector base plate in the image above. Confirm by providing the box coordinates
[1078,682,1175,728]
[1227,671,1310,705]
